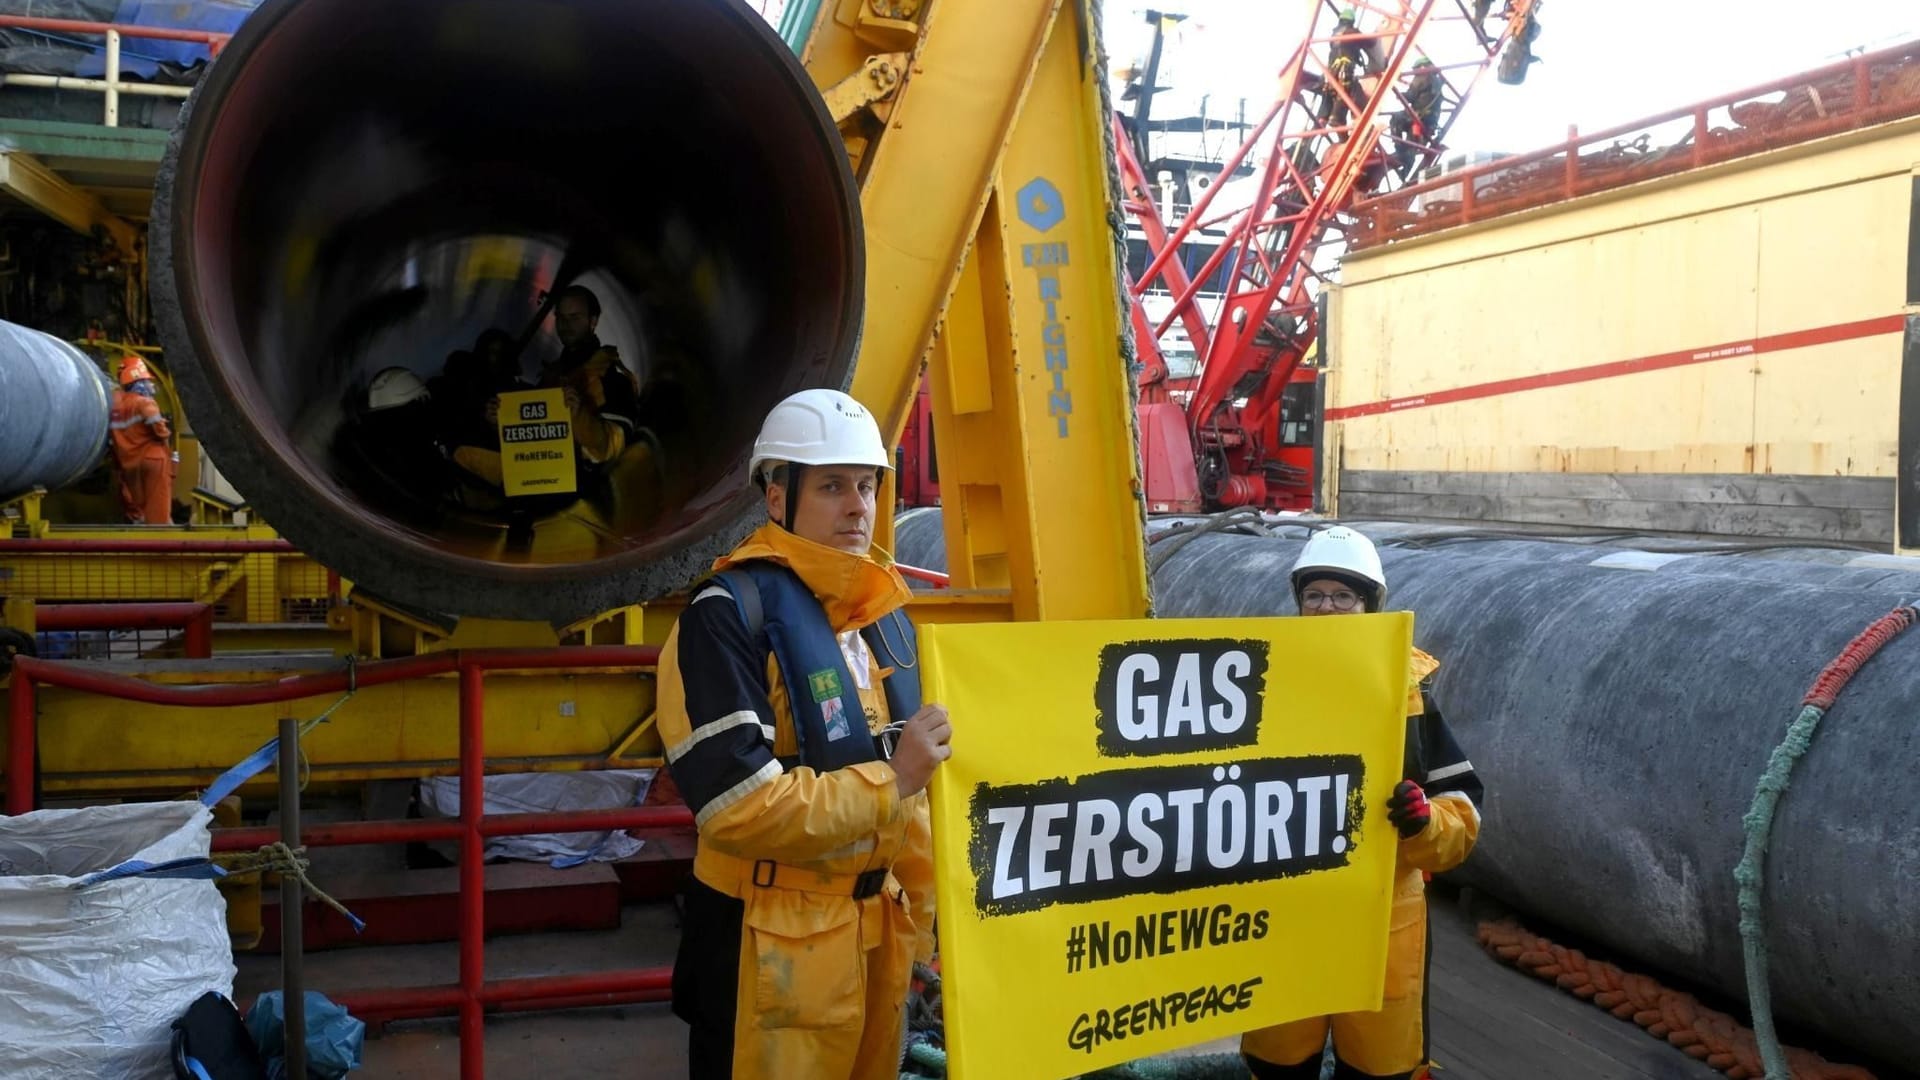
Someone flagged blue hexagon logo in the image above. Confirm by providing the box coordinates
[1016,177,1065,233]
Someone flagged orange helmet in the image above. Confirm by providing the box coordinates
[118,356,154,385]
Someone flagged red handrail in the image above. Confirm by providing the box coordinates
[0,538,296,553]
[0,14,231,54]
[5,644,657,710]
[2,644,674,1076]
[1351,37,1920,244]
[35,602,215,658]
[896,562,951,587]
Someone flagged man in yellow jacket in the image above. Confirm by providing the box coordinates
[658,388,953,1080]
[1242,526,1484,1080]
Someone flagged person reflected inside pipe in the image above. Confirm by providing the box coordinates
[436,330,529,503]
[333,367,471,523]
[331,284,674,560]
[476,285,648,477]
[455,285,667,551]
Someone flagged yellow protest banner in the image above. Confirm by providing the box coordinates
[921,615,1413,1080]
[496,388,576,497]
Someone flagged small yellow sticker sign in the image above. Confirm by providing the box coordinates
[497,388,576,497]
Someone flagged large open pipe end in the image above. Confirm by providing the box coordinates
[153,0,863,621]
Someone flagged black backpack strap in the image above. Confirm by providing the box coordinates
[711,569,765,641]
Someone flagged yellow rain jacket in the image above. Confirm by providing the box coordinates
[1242,648,1483,1080]
[658,524,936,1080]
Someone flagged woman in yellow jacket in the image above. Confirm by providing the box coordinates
[657,389,953,1080]
[1241,526,1484,1080]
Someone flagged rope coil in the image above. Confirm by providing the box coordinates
[1476,920,1873,1080]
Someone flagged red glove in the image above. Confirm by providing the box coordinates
[1387,779,1431,838]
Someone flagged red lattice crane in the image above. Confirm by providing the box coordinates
[1122,0,1540,512]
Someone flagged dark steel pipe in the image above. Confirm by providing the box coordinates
[1145,518,1920,593]
[1149,530,1920,1069]
[0,319,115,499]
[897,511,1920,1066]
[152,0,864,622]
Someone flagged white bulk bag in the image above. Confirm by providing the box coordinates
[0,801,236,1080]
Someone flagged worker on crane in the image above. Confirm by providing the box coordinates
[1241,526,1484,1080]
[109,356,174,525]
[659,388,952,1080]
[1390,56,1445,179]
[1320,8,1373,131]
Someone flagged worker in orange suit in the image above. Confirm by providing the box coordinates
[1242,526,1484,1080]
[109,356,175,525]
[658,388,952,1080]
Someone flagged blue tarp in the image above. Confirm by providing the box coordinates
[68,0,258,79]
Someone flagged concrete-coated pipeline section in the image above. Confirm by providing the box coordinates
[895,513,1920,1068]
[0,320,113,499]
[153,0,863,621]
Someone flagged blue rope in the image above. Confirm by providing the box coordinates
[1734,702,1826,1079]
[1735,605,1916,1079]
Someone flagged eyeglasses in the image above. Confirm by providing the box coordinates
[1300,588,1363,611]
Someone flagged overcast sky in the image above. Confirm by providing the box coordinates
[1102,1,1918,156]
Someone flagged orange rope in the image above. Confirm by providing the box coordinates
[1475,920,1876,1080]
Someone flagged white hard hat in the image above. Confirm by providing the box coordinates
[748,388,891,484]
[368,367,430,411]
[1290,525,1388,611]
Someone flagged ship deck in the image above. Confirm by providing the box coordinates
[235,885,1753,1079]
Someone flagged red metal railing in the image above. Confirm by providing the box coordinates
[0,538,296,554]
[3,645,685,1078]
[0,14,231,53]
[1351,38,1920,247]
[896,562,950,587]
[0,14,234,128]
[35,601,215,658]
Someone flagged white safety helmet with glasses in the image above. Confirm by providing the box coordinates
[1289,525,1388,613]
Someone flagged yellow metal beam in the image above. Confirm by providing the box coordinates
[0,150,136,254]
[808,0,1149,621]
[831,0,1063,441]
[890,0,1150,620]
[821,52,909,123]
[11,665,661,798]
